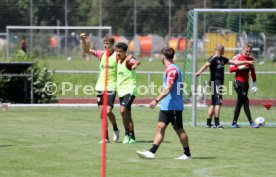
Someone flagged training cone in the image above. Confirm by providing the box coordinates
[262,102,272,110]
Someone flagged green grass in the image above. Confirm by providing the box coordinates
[0,107,275,177]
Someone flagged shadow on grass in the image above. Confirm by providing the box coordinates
[192,157,216,160]
[0,145,15,147]
[135,140,171,144]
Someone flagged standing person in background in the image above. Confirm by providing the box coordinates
[116,42,140,144]
[81,33,120,143]
[136,47,192,160]
[229,42,259,128]
[19,36,27,53]
[195,44,254,129]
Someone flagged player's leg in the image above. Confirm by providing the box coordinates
[206,105,214,128]
[119,94,136,144]
[172,111,191,160]
[136,111,169,159]
[124,95,136,143]
[213,81,223,129]
[96,92,109,142]
[106,91,119,142]
[206,81,215,127]
[242,84,259,128]
[119,98,130,144]
[232,80,244,127]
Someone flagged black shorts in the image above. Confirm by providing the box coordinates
[234,80,249,97]
[210,80,223,105]
[96,91,116,108]
[119,94,135,110]
[158,110,183,129]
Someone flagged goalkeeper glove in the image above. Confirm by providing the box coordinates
[238,65,249,70]
[251,82,258,93]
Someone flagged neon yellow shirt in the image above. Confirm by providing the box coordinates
[117,59,137,97]
[95,51,117,91]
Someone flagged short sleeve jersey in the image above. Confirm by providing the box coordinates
[208,55,229,83]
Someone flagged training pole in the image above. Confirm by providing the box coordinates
[101,54,109,177]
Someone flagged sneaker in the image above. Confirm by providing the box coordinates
[232,123,240,128]
[113,130,120,142]
[98,139,110,144]
[128,138,136,144]
[214,124,224,129]
[136,150,155,159]
[250,122,259,128]
[174,154,192,160]
[122,135,130,144]
[205,124,214,128]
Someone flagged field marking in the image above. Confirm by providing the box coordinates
[193,161,276,177]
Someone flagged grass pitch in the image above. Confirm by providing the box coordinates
[0,107,275,177]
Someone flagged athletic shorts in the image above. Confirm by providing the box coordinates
[234,80,249,97]
[158,110,183,129]
[96,91,116,108]
[119,94,135,110]
[210,80,223,105]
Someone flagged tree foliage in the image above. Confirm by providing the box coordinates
[0,0,275,36]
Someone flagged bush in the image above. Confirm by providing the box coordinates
[0,51,56,103]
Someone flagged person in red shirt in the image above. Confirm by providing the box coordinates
[229,42,259,128]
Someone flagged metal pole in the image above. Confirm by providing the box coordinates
[239,0,242,36]
[30,0,33,55]
[168,0,171,40]
[134,0,137,36]
[203,0,206,59]
[30,68,34,103]
[57,20,60,56]
[99,0,102,38]
[192,10,198,127]
[6,27,9,59]
[65,0,68,58]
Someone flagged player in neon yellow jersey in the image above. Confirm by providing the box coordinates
[116,42,140,144]
[81,33,120,143]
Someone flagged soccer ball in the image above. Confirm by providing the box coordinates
[255,117,266,126]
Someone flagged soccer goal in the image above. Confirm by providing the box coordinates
[6,26,112,59]
[184,8,276,127]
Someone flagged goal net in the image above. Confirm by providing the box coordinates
[184,9,276,127]
[6,26,112,59]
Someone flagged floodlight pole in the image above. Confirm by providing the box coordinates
[168,0,172,40]
[65,0,68,59]
[99,0,103,38]
[134,0,137,36]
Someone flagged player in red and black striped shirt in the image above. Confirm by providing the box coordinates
[229,43,259,128]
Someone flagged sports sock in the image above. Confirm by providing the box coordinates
[113,123,119,131]
[129,130,135,140]
[183,147,191,157]
[106,130,109,140]
[207,118,212,125]
[214,117,219,126]
[125,129,129,136]
[149,144,159,154]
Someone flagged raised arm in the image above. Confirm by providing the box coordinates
[80,33,90,53]
[80,33,104,60]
